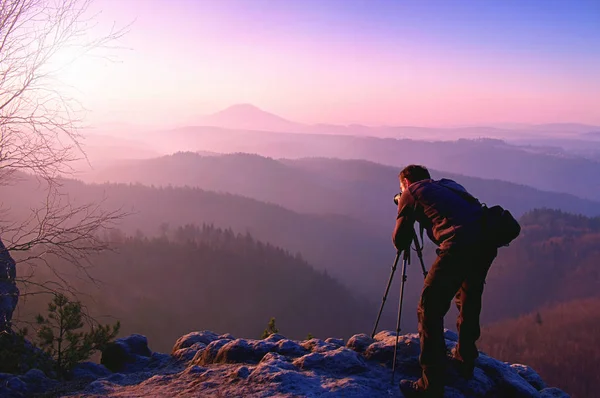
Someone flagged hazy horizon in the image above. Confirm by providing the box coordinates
[85,103,600,132]
[50,0,599,130]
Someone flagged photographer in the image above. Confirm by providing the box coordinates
[393,165,497,397]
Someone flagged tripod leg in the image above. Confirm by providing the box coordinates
[371,251,401,339]
[413,229,428,278]
[391,251,409,384]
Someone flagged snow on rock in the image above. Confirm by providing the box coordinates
[275,339,309,357]
[301,338,340,353]
[1,329,571,397]
[172,331,220,352]
[0,369,58,398]
[511,364,547,390]
[71,362,112,380]
[325,338,345,347]
[345,333,373,353]
[292,347,369,374]
[475,354,541,397]
[264,333,286,343]
[213,339,276,364]
[540,387,571,397]
[364,331,421,365]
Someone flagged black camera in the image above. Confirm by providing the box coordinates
[393,191,402,205]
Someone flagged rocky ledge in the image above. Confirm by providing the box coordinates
[0,330,570,397]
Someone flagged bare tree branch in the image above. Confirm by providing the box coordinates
[0,0,131,325]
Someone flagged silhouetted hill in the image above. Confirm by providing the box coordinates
[5,175,600,336]
[84,152,600,230]
[0,173,394,299]
[480,297,600,398]
[15,225,372,353]
[151,127,600,201]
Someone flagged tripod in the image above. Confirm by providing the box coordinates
[371,228,428,384]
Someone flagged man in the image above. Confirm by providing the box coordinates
[393,165,497,397]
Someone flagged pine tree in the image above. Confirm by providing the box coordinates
[36,294,120,377]
[261,317,279,339]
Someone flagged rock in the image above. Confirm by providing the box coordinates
[229,365,251,379]
[172,342,206,362]
[346,333,374,353]
[44,329,569,398]
[259,352,296,371]
[20,368,56,393]
[101,342,129,372]
[363,335,421,365]
[0,238,18,333]
[477,354,541,397]
[249,353,317,392]
[0,332,53,375]
[119,334,152,357]
[107,373,126,384]
[540,387,571,397]
[71,362,112,380]
[362,340,395,364]
[301,338,338,353]
[172,331,220,353]
[443,386,468,397]
[23,369,45,379]
[446,367,496,397]
[293,347,369,374]
[218,333,235,341]
[101,334,152,373]
[183,365,206,375]
[147,352,172,369]
[85,379,114,395]
[324,338,344,347]
[192,339,230,366]
[511,363,547,390]
[275,339,308,357]
[213,339,276,364]
[0,386,20,398]
[6,377,27,392]
[264,333,286,343]
[373,330,396,341]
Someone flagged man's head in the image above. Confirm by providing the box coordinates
[399,164,431,192]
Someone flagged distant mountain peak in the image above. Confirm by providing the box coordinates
[199,104,302,132]
[222,103,264,112]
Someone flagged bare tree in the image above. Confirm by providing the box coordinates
[0,0,129,330]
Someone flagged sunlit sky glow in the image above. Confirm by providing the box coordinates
[55,0,600,128]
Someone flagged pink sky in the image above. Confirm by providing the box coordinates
[54,0,600,128]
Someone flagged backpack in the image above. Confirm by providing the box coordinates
[436,179,521,248]
[481,204,521,247]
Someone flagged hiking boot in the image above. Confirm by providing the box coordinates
[450,346,474,379]
[399,379,444,398]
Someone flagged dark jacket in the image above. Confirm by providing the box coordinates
[393,178,484,250]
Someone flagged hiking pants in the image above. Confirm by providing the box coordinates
[417,244,498,392]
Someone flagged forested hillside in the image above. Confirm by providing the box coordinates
[480,297,600,398]
[482,209,600,323]
[14,224,372,352]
